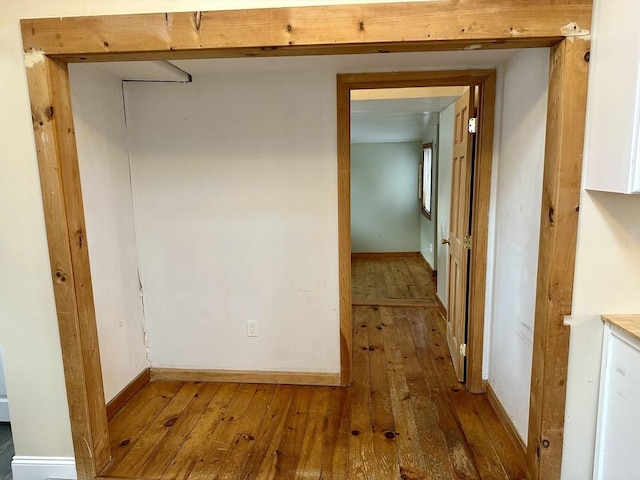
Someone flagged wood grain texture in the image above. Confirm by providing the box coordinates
[107,381,184,473]
[139,383,221,479]
[149,368,340,386]
[486,382,527,458]
[338,74,352,387]
[25,55,110,479]
[20,1,591,62]
[601,314,640,342]
[102,258,524,479]
[526,36,590,480]
[103,308,525,479]
[160,383,238,480]
[351,255,437,307]
[350,252,421,258]
[107,368,151,421]
[237,385,294,480]
[466,72,497,394]
[447,88,474,383]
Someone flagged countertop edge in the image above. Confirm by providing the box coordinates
[602,314,640,343]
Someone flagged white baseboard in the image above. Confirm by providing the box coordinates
[11,456,76,480]
[0,397,9,422]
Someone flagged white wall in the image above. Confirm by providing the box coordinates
[125,75,340,372]
[69,65,148,402]
[487,48,549,443]
[481,66,505,381]
[435,103,455,306]
[562,194,640,480]
[419,125,438,267]
[352,142,422,253]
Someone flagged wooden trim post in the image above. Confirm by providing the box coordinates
[24,55,110,478]
[526,36,590,480]
[337,76,352,386]
[20,1,591,62]
[466,72,497,394]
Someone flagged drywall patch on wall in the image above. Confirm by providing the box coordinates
[125,70,341,373]
[488,48,549,442]
[23,50,44,68]
[69,65,148,402]
[560,21,590,37]
[352,142,422,253]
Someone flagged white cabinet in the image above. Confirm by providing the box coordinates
[584,0,640,194]
[593,316,640,480]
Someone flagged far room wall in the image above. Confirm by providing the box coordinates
[351,142,422,253]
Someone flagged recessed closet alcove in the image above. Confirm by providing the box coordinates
[69,49,522,404]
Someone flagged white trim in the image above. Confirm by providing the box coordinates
[11,456,77,480]
[0,397,9,422]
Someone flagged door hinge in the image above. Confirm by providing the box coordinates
[463,235,472,250]
[459,343,467,357]
[468,117,477,134]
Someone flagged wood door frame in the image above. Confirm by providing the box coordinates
[19,2,591,479]
[337,70,495,395]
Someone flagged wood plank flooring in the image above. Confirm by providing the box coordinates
[103,255,525,480]
[351,254,437,307]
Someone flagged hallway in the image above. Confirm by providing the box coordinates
[102,255,525,479]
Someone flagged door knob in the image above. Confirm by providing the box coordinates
[442,238,450,245]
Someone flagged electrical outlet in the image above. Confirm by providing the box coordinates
[247,319,258,337]
[428,243,433,253]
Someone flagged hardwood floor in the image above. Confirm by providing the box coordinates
[103,255,525,479]
[351,254,437,307]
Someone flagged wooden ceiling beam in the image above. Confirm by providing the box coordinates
[21,1,591,61]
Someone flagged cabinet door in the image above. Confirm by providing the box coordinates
[584,0,640,194]
[593,324,640,479]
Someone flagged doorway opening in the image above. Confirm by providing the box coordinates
[337,71,496,392]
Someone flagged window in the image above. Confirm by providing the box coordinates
[421,143,433,219]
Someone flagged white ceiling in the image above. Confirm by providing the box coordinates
[75,49,520,144]
[76,49,519,82]
[80,61,191,82]
[170,49,519,76]
[351,95,459,144]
